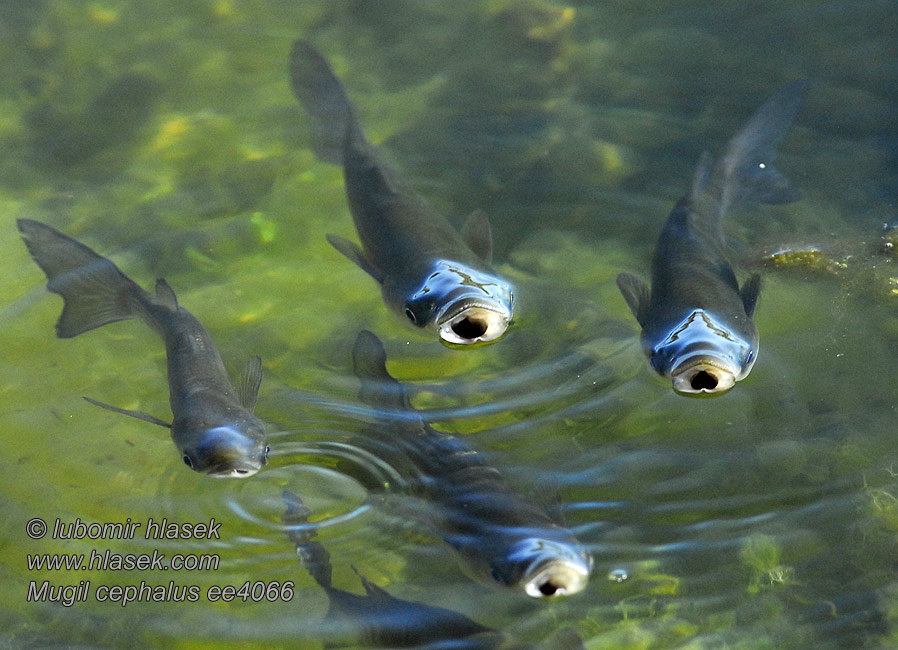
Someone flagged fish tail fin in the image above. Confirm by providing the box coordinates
[281,490,334,591]
[18,219,145,338]
[289,40,362,166]
[691,80,809,229]
[351,330,411,413]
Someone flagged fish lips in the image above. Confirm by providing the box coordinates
[506,538,593,598]
[189,426,267,478]
[651,310,755,395]
[523,556,592,598]
[670,355,740,395]
[437,299,512,346]
[205,461,263,478]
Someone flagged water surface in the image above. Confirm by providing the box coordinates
[2,1,898,648]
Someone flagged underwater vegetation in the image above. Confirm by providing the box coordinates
[2,1,898,649]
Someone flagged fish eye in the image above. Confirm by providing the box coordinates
[264,445,271,458]
[182,454,194,469]
[405,308,417,323]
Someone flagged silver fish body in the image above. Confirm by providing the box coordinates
[289,41,514,346]
[18,219,268,477]
[282,491,500,649]
[351,331,592,598]
[281,491,586,649]
[617,80,808,395]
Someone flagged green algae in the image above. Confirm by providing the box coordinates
[0,1,897,649]
[739,534,795,595]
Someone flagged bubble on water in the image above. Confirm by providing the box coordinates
[608,568,629,583]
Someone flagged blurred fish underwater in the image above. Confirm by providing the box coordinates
[3,1,898,650]
[281,489,586,649]
[348,329,593,598]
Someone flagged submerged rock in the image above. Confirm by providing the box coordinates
[27,72,160,167]
[763,247,848,276]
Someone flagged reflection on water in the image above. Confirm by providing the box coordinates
[2,0,898,648]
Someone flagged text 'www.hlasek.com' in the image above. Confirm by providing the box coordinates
[24,517,295,607]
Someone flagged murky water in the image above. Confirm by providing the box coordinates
[3,0,898,648]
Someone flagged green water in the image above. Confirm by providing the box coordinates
[3,0,898,647]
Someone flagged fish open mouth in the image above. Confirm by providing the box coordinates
[438,303,510,345]
[206,462,263,478]
[671,357,737,394]
[524,559,591,598]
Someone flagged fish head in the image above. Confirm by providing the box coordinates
[491,537,593,598]
[175,420,269,478]
[648,310,756,395]
[402,260,513,346]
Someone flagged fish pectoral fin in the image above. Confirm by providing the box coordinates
[154,278,179,311]
[460,209,493,263]
[325,234,383,283]
[237,355,263,412]
[740,273,762,317]
[82,396,171,428]
[616,273,651,327]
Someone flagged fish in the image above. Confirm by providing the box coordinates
[616,80,808,395]
[17,219,269,477]
[350,330,592,598]
[280,490,586,650]
[289,41,514,347]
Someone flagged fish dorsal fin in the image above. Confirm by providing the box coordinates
[154,278,178,311]
[616,273,651,327]
[740,273,762,317]
[350,565,392,602]
[689,150,715,202]
[237,356,263,412]
[351,330,410,412]
[687,151,728,244]
[325,234,383,283]
[83,396,171,428]
[460,209,493,263]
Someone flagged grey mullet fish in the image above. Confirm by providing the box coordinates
[18,219,269,477]
[616,81,808,394]
[281,490,586,649]
[289,41,514,346]
[350,330,592,598]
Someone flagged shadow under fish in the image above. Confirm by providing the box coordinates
[616,80,808,395]
[289,41,514,347]
[348,330,592,598]
[281,490,585,650]
[17,219,269,477]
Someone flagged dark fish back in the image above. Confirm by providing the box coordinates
[281,491,499,649]
[289,41,483,278]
